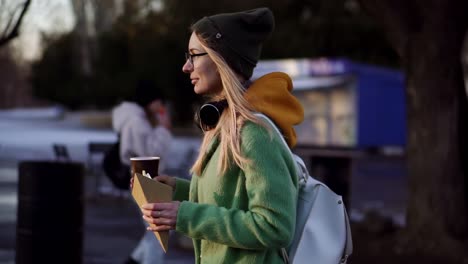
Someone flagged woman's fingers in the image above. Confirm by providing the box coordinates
[141,202,171,212]
[142,214,172,231]
[141,201,180,231]
[129,176,134,189]
[154,175,176,188]
[147,225,172,232]
[152,217,176,226]
[141,208,175,222]
[141,201,179,212]
[142,215,176,231]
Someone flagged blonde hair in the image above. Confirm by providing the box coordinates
[190,36,265,176]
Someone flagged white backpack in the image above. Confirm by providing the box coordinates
[255,114,353,264]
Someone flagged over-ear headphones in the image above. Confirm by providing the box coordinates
[195,99,228,131]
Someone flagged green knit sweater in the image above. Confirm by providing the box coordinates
[173,121,298,264]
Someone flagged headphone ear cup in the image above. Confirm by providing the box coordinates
[196,100,228,131]
[199,103,221,128]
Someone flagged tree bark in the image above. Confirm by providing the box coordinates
[359,0,468,259]
[71,0,92,76]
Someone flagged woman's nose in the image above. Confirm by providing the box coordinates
[182,60,193,73]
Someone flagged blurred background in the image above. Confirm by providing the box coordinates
[1,0,467,263]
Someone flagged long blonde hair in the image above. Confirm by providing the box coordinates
[190,35,263,176]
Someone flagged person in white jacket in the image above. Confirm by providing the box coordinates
[112,80,172,264]
[112,82,172,171]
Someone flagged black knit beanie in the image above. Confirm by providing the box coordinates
[192,7,275,80]
[134,79,164,108]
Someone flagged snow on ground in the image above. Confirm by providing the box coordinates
[0,106,65,120]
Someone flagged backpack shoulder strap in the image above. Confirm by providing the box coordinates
[253,113,289,150]
[343,206,353,263]
[253,113,305,182]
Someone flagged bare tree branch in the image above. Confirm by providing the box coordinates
[1,3,23,39]
[0,0,32,47]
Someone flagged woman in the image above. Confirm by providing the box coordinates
[140,8,304,263]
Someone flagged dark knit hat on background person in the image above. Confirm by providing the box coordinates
[192,7,275,80]
[134,79,164,108]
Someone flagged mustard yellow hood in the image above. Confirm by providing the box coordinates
[245,72,304,147]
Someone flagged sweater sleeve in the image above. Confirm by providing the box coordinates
[175,123,298,249]
[173,177,190,201]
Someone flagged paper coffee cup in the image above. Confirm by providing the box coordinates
[130,157,160,179]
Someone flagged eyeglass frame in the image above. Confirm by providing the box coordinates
[185,52,208,65]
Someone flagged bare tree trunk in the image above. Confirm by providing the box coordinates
[90,0,118,33]
[404,21,468,258]
[359,0,468,259]
[462,34,468,92]
[71,0,92,76]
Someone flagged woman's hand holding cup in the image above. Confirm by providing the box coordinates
[154,175,176,189]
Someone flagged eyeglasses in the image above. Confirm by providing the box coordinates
[185,52,208,65]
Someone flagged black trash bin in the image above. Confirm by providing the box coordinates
[16,161,85,264]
